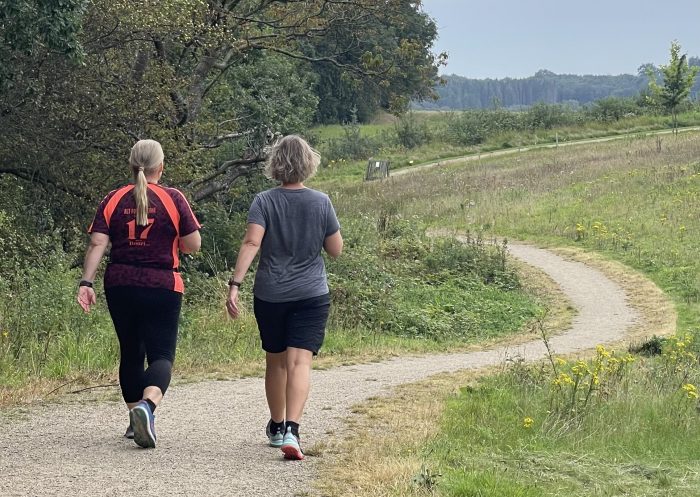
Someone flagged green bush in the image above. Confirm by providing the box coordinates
[327,218,537,341]
[394,112,432,149]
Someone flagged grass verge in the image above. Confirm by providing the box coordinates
[314,131,694,497]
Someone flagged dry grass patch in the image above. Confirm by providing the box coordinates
[315,368,497,497]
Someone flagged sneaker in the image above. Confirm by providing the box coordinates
[123,424,134,439]
[129,400,156,448]
[281,426,304,460]
[266,420,284,448]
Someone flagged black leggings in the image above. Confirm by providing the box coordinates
[105,286,182,403]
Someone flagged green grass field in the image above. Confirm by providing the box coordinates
[316,130,700,496]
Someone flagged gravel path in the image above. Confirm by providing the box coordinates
[0,243,641,497]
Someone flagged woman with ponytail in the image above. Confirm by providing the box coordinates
[77,139,201,449]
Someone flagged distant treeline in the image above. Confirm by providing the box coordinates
[418,58,700,110]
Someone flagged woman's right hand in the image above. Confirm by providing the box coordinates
[77,286,96,313]
[226,287,240,319]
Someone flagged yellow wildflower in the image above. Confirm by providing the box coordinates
[553,373,575,386]
[682,384,698,400]
[596,345,611,358]
[523,417,534,429]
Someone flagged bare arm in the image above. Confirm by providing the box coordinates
[323,230,343,259]
[77,232,110,313]
[226,223,265,318]
[179,230,201,254]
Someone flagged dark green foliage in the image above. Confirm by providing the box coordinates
[309,1,444,123]
[0,0,87,86]
[323,110,382,160]
[327,218,536,341]
[629,335,666,357]
[525,102,579,129]
[394,112,432,149]
[586,97,640,122]
[442,106,577,146]
[0,0,442,263]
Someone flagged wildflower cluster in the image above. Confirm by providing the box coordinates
[549,344,635,415]
[681,383,698,400]
[571,220,634,251]
[662,334,695,365]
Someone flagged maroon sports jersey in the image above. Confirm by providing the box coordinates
[89,184,201,293]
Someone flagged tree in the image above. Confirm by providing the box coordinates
[308,0,446,123]
[646,41,699,133]
[0,0,442,254]
[0,0,87,88]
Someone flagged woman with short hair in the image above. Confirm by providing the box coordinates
[77,139,201,449]
[226,134,343,460]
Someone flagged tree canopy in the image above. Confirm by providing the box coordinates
[0,0,442,251]
[646,41,699,132]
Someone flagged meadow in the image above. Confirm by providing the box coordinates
[314,130,700,496]
[0,123,547,404]
[2,110,700,495]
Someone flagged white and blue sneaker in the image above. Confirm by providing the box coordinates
[266,420,285,448]
[281,426,304,460]
[130,400,156,448]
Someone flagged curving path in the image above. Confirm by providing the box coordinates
[0,243,641,497]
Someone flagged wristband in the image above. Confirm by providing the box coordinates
[79,280,94,288]
[227,277,242,288]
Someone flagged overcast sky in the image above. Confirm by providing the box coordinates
[421,0,700,79]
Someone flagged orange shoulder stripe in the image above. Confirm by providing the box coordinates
[149,184,181,270]
[103,185,135,229]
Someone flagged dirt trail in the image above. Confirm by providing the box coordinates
[1,243,643,497]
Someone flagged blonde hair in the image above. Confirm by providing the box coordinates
[129,139,164,226]
[265,135,320,184]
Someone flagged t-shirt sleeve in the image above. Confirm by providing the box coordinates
[325,197,340,237]
[247,195,267,229]
[172,189,201,236]
[87,193,112,235]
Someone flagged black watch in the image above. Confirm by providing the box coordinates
[227,277,242,288]
[79,280,94,288]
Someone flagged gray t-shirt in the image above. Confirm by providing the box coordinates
[247,187,340,302]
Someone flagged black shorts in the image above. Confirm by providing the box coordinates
[253,293,330,355]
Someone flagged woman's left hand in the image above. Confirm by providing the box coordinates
[77,286,97,313]
[226,287,240,319]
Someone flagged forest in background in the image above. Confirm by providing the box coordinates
[419,57,700,110]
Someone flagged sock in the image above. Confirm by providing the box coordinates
[270,419,285,433]
[145,399,157,413]
[286,421,300,437]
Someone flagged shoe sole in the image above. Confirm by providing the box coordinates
[281,444,304,460]
[130,407,156,449]
[269,438,284,448]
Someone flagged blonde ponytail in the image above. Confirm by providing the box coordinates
[129,140,164,226]
[133,167,149,226]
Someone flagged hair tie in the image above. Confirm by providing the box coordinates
[138,166,144,172]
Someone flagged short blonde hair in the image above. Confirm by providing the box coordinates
[265,135,320,184]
